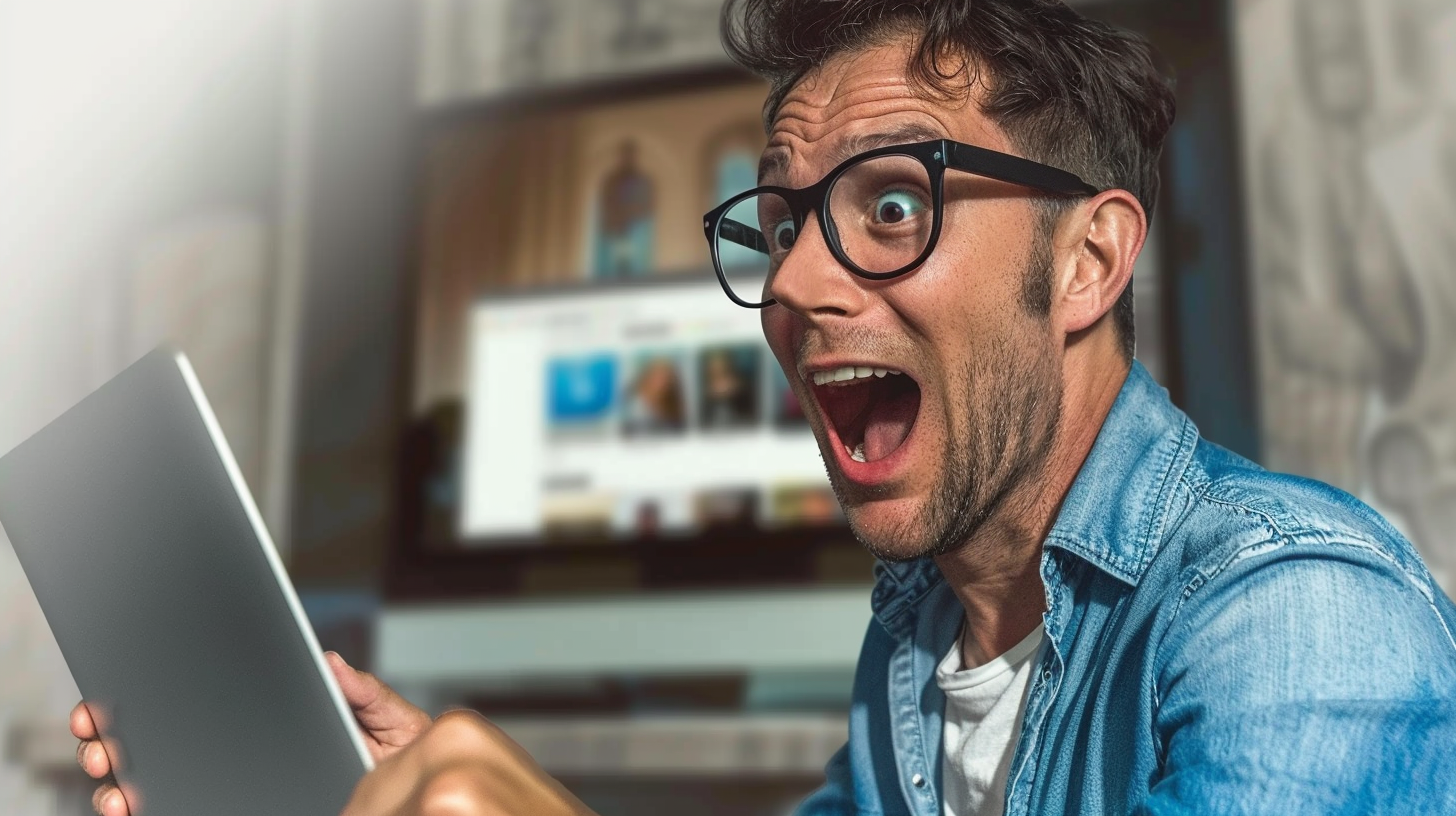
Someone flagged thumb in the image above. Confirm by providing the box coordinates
[321,649,428,757]
[324,651,381,711]
[323,652,431,739]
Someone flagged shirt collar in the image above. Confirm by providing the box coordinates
[1041,360,1198,586]
[869,361,1199,626]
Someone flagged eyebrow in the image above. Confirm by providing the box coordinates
[757,123,948,185]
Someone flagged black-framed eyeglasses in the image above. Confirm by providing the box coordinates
[702,139,1102,308]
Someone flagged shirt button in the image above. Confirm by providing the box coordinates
[912,773,926,788]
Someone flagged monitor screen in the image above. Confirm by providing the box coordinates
[461,278,839,545]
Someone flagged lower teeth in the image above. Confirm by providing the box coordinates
[850,443,866,463]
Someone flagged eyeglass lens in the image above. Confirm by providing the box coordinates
[713,154,935,305]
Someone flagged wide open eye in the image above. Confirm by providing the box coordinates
[828,154,935,274]
[870,190,926,225]
[755,194,797,256]
[773,219,797,251]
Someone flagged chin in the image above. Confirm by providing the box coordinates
[839,493,939,563]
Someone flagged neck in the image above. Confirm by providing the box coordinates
[933,353,1129,666]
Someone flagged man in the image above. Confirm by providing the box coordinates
[73,0,1456,814]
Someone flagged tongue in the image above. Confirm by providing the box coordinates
[862,388,918,462]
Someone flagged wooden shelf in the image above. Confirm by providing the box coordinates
[495,714,846,777]
[377,586,870,684]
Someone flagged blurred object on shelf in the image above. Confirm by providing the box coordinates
[766,485,844,529]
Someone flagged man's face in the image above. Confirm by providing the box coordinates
[759,42,1065,562]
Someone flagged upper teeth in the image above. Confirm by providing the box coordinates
[811,366,903,386]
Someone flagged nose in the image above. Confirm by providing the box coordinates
[767,211,868,320]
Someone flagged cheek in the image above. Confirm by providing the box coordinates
[915,202,1038,324]
[761,306,796,369]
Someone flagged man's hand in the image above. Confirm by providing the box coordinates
[70,702,127,816]
[325,651,435,761]
[340,709,597,816]
[71,651,434,816]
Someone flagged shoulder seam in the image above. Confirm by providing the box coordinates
[1161,522,1456,668]
[1149,509,1456,749]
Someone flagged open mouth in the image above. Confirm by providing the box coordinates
[809,366,922,465]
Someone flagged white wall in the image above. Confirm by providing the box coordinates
[0,1,294,811]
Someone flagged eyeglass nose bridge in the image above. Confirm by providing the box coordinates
[784,182,829,256]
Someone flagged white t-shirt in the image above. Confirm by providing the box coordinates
[936,622,1045,816]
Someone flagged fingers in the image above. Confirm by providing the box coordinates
[73,702,118,803]
[91,782,130,816]
[325,652,432,751]
[325,652,384,711]
[70,701,98,740]
[76,739,113,779]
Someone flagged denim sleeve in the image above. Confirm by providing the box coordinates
[793,742,857,816]
[1138,539,1456,816]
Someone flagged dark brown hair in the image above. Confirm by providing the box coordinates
[721,0,1177,359]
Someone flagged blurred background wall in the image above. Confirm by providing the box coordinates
[0,0,1451,814]
[1238,0,1456,588]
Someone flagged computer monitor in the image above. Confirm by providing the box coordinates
[461,276,839,546]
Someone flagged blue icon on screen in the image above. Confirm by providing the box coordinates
[547,355,617,425]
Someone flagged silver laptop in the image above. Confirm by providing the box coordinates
[0,348,373,816]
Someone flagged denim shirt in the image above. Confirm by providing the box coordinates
[796,362,1456,816]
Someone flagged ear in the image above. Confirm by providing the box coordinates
[1050,189,1147,337]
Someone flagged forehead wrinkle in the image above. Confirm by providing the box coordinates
[831,123,947,165]
[760,46,989,187]
[775,76,928,136]
[770,81,965,158]
[759,122,947,186]
[761,112,953,187]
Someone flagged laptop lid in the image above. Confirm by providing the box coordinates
[0,348,373,816]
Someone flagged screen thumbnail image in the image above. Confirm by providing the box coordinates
[546,353,618,439]
[693,487,760,529]
[769,362,810,429]
[611,492,694,538]
[622,349,688,437]
[766,483,843,527]
[698,344,761,430]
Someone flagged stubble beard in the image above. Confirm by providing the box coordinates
[848,335,1064,563]
[838,251,1066,564]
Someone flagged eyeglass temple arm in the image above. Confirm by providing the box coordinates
[945,141,1101,197]
[717,217,772,254]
